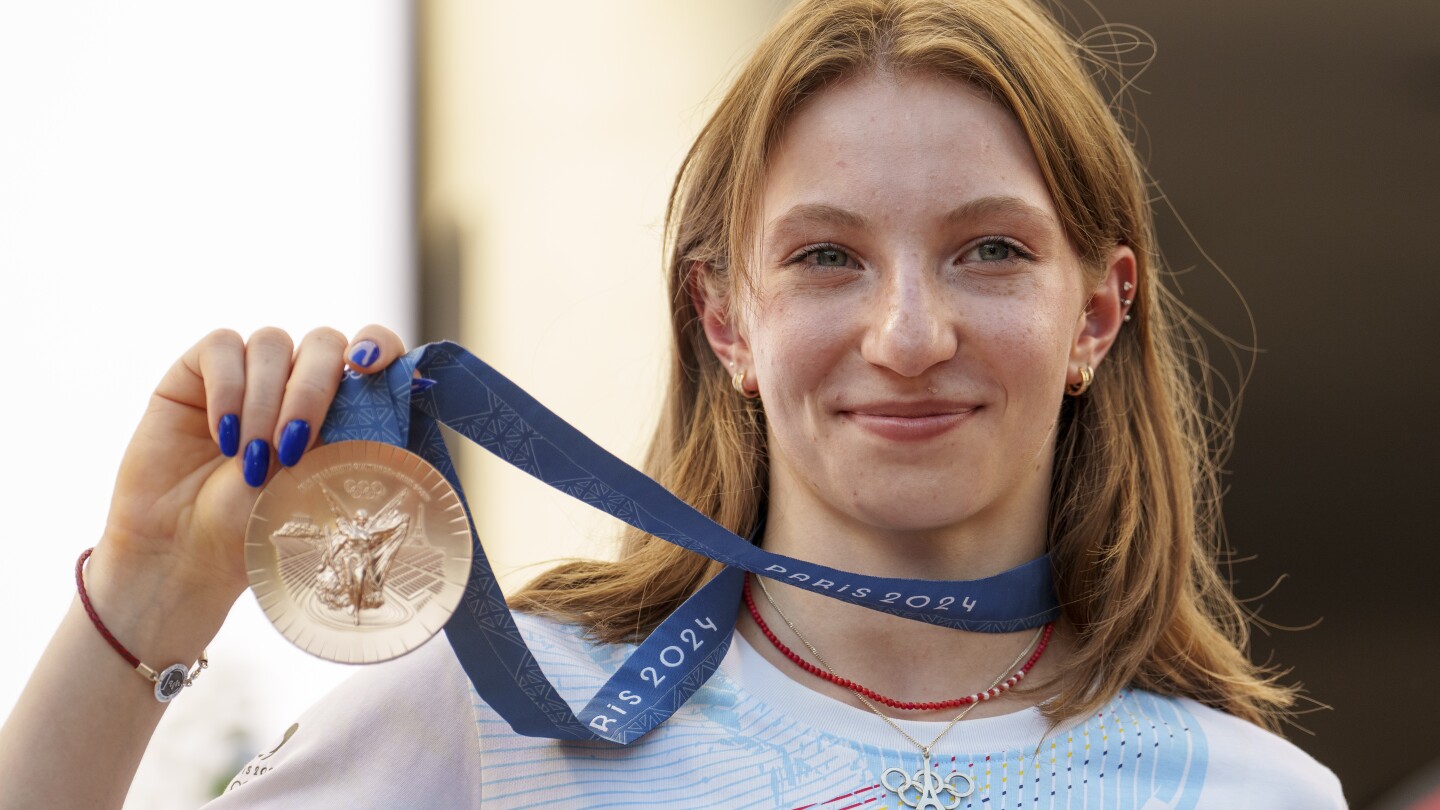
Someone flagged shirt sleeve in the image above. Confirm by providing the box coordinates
[201,635,482,809]
[1183,697,1348,809]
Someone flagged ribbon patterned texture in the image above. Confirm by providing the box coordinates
[318,342,1059,744]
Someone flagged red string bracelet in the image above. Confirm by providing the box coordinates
[743,576,1052,711]
[76,547,207,703]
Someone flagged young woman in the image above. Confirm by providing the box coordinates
[0,0,1346,806]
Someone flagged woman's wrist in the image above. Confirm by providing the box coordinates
[79,540,239,673]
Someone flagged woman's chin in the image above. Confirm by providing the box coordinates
[837,497,986,537]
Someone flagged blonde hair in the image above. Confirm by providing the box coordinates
[512,0,1295,730]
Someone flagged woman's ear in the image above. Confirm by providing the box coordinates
[689,261,751,372]
[1069,245,1137,373]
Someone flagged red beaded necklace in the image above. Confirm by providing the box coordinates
[743,576,1054,712]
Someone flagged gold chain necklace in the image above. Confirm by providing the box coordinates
[755,576,1044,809]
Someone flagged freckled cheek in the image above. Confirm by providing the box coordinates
[750,314,852,451]
[975,307,1065,355]
[749,305,852,388]
[976,306,1076,399]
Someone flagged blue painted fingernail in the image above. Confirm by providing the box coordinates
[243,439,270,487]
[349,340,380,368]
[409,377,437,394]
[277,420,310,467]
[217,414,240,457]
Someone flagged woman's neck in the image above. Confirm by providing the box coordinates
[760,473,1050,581]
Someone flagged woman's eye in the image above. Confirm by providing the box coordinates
[790,244,856,268]
[810,247,852,267]
[973,240,1020,261]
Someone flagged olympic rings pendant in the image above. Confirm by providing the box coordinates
[882,758,975,810]
[245,441,473,664]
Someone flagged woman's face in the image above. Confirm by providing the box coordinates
[712,72,1126,543]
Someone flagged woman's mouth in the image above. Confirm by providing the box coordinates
[841,401,980,442]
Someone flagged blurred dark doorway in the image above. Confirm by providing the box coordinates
[1072,0,1440,805]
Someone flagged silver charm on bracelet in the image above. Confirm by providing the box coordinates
[140,655,208,703]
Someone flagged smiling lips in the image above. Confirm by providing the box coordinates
[841,401,979,441]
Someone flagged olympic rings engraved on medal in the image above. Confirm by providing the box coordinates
[344,478,387,500]
[882,759,974,810]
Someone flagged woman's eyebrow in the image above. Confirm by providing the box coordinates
[943,196,1057,231]
[764,197,1057,242]
[764,203,870,239]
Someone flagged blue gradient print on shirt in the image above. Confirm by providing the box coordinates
[833,692,1210,810]
[468,617,1208,809]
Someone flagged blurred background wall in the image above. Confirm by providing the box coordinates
[417,0,791,593]
[1067,1,1439,805]
[0,2,414,807]
[2,0,1435,807]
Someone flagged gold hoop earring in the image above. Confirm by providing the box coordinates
[1066,365,1094,397]
[731,369,758,399]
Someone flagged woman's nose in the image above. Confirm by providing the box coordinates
[859,270,958,377]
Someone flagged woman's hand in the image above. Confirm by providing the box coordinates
[94,325,408,626]
[0,324,410,809]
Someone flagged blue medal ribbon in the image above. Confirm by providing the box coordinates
[320,341,1059,744]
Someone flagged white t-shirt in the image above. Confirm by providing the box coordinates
[209,613,1346,808]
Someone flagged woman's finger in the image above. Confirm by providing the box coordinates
[194,329,247,457]
[344,324,407,375]
[273,327,348,468]
[238,327,295,487]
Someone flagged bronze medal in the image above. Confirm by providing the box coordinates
[245,440,473,664]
